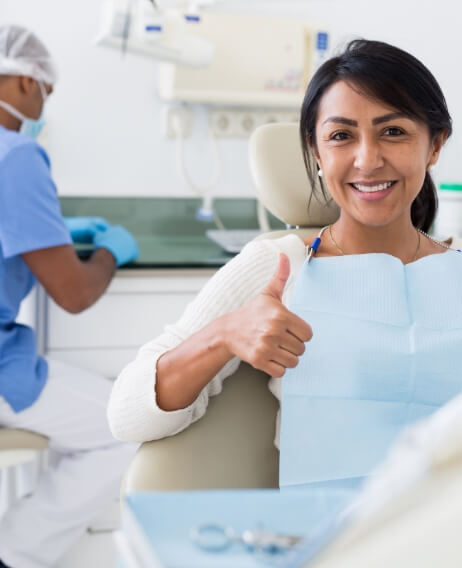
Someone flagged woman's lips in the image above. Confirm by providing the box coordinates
[349,180,397,201]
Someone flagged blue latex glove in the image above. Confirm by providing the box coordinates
[93,225,139,267]
[63,216,110,243]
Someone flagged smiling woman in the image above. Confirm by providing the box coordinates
[300,39,452,263]
[311,82,443,251]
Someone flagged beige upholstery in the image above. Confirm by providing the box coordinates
[249,122,339,229]
[124,365,278,492]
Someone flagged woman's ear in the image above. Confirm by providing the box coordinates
[307,135,321,164]
[428,130,449,168]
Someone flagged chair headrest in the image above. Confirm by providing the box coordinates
[249,122,339,227]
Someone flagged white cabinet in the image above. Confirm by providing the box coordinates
[44,268,217,378]
[17,269,221,566]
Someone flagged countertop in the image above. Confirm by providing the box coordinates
[60,197,284,269]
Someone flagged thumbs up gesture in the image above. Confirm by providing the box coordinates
[223,253,313,378]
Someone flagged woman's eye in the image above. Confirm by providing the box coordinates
[384,127,404,136]
[330,131,350,141]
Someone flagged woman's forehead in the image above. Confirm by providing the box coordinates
[316,80,402,124]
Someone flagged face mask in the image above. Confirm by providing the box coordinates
[0,81,48,140]
[20,112,46,139]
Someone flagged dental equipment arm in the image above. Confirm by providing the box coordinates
[96,0,214,67]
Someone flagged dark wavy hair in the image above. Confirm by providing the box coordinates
[300,39,452,232]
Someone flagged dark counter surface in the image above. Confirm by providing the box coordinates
[60,197,284,269]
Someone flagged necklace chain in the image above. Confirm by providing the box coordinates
[328,225,345,256]
[416,228,453,250]
[327,225,452,262]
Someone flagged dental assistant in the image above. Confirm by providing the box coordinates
[0,25,139,568]
[107,39,462,512]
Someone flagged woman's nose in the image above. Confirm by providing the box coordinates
[353,138,384,172]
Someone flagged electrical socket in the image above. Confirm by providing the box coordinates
[164,106,193,138]
[210,109,299,138]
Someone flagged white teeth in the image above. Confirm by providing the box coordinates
[352,181,394,193]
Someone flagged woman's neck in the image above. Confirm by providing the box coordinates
[330,215,419,264]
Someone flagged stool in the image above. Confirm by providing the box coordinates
[0,428,48,468]
[0,428,49,515]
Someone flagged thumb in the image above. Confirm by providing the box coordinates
[263,253,290,301]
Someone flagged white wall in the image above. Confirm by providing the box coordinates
[1,0,461,198]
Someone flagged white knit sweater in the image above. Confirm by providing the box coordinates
[107,234,307,443]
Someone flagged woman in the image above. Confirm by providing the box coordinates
[108,40,461,505]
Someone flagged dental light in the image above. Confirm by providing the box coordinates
[96,0,215,67]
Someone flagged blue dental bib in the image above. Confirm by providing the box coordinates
[280,250,462,512]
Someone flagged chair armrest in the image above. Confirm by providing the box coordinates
[123,364,279,493]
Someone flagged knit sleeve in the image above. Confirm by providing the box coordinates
[107,236,302,443]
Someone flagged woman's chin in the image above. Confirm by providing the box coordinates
[345,209,404,229]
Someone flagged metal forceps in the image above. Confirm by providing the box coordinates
[190,523,303,555]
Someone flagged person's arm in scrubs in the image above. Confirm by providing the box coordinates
[23,242,117,314]
[1,143,138,313]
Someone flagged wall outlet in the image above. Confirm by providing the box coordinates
[164,106,193,138]
[210,108,299,138]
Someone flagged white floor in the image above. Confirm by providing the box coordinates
[1,459,121,568]
[58,498,121,568]
[58,531,116,568]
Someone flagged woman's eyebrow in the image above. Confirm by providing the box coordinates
[322,112,409,127]
[322,116,357,126]
[372,112,408,124]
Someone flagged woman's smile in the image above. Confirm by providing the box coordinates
[349,179,397,201]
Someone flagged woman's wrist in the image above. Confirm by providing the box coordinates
[214,312,236,360]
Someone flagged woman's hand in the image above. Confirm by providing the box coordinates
[155,252,313,412]
[223,253,313,377]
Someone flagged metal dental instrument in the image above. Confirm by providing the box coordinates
[190,523,303,555]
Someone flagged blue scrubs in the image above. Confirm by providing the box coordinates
[0,125,71,412]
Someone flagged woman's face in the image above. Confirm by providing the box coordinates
[312,80,444,228]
